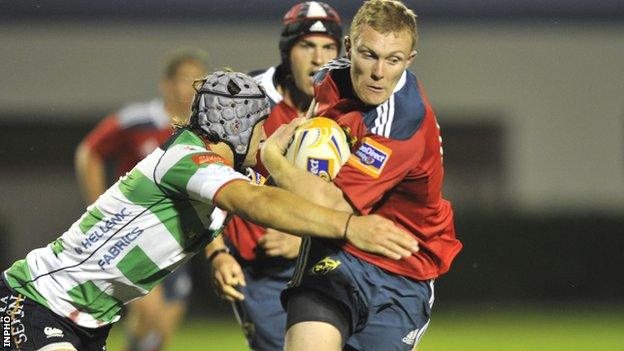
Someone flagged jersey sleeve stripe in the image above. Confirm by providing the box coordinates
[210,178,249,207]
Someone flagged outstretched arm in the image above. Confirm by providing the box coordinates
[214,180,418,260]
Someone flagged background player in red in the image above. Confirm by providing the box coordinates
[75,50,207,351]
[261,1,463,350]
[207,2,343,351]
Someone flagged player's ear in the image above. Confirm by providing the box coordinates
[406,50,417,67]
[344,36,352,59]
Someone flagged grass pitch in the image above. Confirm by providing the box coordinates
[105,309,624,350]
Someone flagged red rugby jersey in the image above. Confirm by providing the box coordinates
[313,58,462,280]
[83,99,173,177]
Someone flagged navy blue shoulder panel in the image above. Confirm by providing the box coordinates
[361,71,426,140]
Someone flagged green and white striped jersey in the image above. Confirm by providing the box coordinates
[3,129,247,328]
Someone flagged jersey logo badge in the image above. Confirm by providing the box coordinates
[307,158,332,181]
[310,256,341,275]
[192,153,231,167]
[347,137,392,179]
[245,168,267,186]
[44,327,64,338]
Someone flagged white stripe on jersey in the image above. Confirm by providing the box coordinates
[384,94,396,138]
[394,70,407,93]
[370,70,407,138]
[186,164,247,204]
[372,101,389,136]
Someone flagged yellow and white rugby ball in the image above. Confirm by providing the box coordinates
[285,117,351,181]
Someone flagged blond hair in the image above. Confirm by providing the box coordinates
[350,0,418,50]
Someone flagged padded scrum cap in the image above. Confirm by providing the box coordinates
[191,71,271,170]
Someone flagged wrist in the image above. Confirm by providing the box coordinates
[343,213,354,241]
[263,149,289,182]
[207,247,230,264]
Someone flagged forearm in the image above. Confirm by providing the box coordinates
[220,184,348,240]
[75,144,107,204]
[265,153,349,211]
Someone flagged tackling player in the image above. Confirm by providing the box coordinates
[261,1,463,350]
[208,2,343,350]
[75,51,207,351]
[1,71,418,351]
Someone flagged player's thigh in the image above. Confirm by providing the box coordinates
[285,321,342,351]
[284,288,352,351]
[346,280,434,351]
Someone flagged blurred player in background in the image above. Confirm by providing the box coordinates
[1,71,417,351]
[75,50,207,351]
[208,2,343,350]
[261,1,463,350]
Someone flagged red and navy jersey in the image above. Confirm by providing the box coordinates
[224,67,300,261]
[313,58,462,280]
[83,99,173,177]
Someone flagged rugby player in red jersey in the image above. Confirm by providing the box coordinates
[206,3,344,350]
[261,1,463,350]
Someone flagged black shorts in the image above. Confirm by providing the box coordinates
[0,278,111,351]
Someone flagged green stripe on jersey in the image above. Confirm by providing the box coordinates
[119,168,207,249]
[4,259,50,308]
[116,246,170,291]
[67,281,122,323]
[175,129,205,147]
[156,129,210,198]
[78,206,104,234]
[158,152,211,197]
[50,238,65,256]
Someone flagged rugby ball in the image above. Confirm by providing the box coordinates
[285,117,351,181]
